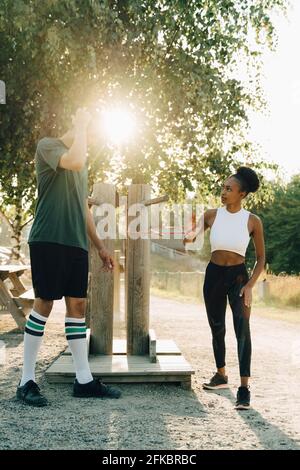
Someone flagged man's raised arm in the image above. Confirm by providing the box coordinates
[59,108,91,172]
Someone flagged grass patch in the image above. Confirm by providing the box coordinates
[150,287,300,323]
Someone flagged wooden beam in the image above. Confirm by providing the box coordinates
[140,195,169,206]
[111,339,181,355]
[113,250,121,319]
[0,279,26,329]
[7,299,27,329]
[149,329,157,363]
[126,184,151,355]
[89,183,116,355]
[8,272,27,296]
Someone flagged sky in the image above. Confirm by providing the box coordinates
[248,0,300,180]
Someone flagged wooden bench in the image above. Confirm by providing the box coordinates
[0,265,33,329]
[13,288,35,309]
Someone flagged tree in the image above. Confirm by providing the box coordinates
[246,174,300,275]
[0,0,287,259]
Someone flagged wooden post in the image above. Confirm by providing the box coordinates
[126,184,151,355]
[86,198,99,328]
[113,249,121,319]
[258,279,270,301]
[124,196,128,328]
[85,240,92,329]
[89,183,116,354]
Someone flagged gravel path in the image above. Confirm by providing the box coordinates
[0,294,300,450]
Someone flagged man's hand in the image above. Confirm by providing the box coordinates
[72,107,92,130]
[98,247,114,272]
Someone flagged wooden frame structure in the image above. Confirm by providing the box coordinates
[46,183,194,388]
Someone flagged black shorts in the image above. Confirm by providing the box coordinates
[29,242,89,300]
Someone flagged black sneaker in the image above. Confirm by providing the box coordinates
[73,378,121,399]
[16,380,48,407]
[235,386,251,410]
[203,372,229,390]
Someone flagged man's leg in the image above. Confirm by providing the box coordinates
[64,296,93,384]
[64,246,121,398]
[22,242,65,389]
[64,296,121,398]
[17,298,52,406]
[20,298,53,386]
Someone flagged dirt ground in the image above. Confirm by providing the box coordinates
[0,293,300,450]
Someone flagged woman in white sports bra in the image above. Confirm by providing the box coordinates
[184,166,265,410]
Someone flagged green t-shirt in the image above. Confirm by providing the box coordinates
[28,137,89,251]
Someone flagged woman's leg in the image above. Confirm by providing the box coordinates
[227,270,252,385]
[203,263,228,374]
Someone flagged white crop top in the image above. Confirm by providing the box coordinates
[209,206,251,257]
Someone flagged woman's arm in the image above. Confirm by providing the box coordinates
[247,215,266,288]
[183,210,210,244]
[240,215,266,307]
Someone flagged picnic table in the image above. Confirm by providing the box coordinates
[0,265,34,329]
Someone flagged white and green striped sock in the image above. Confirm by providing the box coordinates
[20,309,47,387]
[65,317,93,384]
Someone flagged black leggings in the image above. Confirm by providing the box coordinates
[203,261,251,377]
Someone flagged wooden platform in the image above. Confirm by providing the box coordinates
[45,353,194,388]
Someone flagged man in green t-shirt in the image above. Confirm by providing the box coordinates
[17,108,121,406]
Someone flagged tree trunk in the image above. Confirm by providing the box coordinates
[10,208,23,262]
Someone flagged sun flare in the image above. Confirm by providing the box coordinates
[100,108,137,145]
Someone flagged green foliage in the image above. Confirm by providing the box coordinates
[246,174,300,275]
[0,0,287,235]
